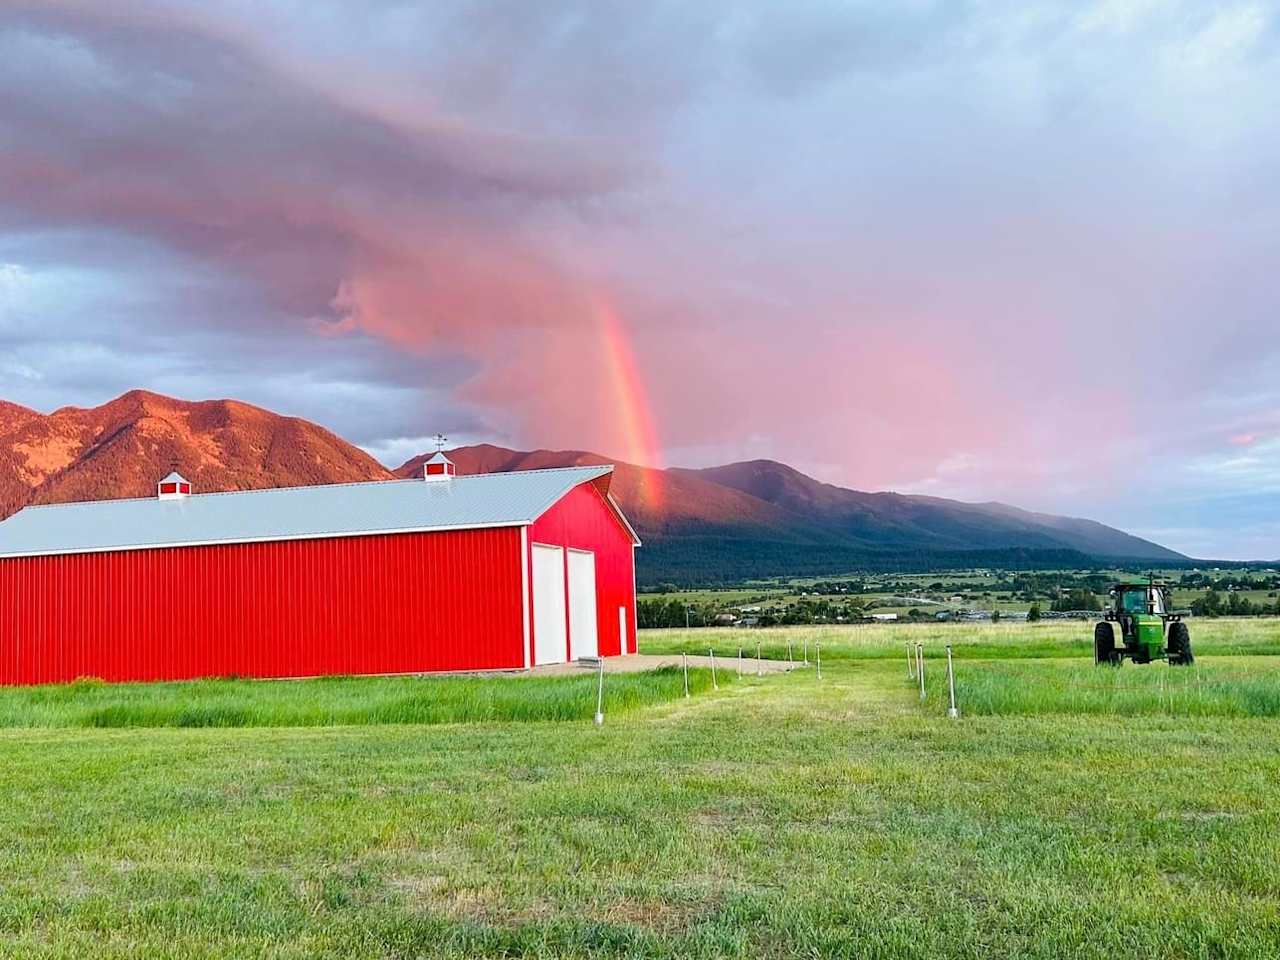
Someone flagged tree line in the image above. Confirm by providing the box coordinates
[1190,589,1280,618]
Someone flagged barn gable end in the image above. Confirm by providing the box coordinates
[527,481,639,663]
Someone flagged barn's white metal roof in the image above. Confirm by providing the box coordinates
[0,465,622,559]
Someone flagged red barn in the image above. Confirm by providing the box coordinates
[0,455,640,685]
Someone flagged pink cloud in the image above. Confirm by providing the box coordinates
[3,0,1279,564]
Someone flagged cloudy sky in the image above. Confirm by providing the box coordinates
[0,0,1277,558]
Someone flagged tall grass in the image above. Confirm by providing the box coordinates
[642,617,1280,662]
[0,667,729,729]
[940,660,1280,718]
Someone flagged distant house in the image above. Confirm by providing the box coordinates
[869,613,899,622]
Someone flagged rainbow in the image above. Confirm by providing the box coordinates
[595,296,664,510]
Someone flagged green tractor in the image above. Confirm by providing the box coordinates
[1094,580,1193,666]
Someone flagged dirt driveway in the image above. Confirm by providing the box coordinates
[528,652,799,677]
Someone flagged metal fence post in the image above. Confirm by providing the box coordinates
[907,641,915,680]
[756,641,763,677]
[738,647,743,677]
[594,658,605,726]
[709,648,718,690]
[816,641,822,681]
[682,652,690,698]
[946,644,959,719]
[917,643,926,701]
[804,637,809,665]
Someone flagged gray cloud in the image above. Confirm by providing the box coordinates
[0,0,1277,557]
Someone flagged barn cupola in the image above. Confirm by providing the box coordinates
[422,452,456,483]
[422,433,456,484]
[157,471,192,500]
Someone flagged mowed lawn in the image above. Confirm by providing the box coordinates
[1,622,1278,958]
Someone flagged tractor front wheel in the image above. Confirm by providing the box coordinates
[1168,621,1194,666]
[1094,622,1118,665]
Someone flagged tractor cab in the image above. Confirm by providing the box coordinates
[1094,579,1193,666]
[1116,583,1166,616]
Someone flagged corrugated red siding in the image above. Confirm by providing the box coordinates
[0,526,525,685]
[528,483,637,660]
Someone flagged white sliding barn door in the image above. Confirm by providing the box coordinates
[567,549,598,659]
[532,544,567,665]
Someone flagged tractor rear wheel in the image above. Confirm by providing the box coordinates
[1094,622,1117,665]
[1168,621,1193,666]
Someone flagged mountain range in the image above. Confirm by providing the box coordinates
[0,390,389,521]
[397,445,1184,581]
[0,391,1184,583]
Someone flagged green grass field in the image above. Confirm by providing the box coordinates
[946,658,1280,717]
[2,620,1279,957]
[0,667,721,729]
[641,616,1280,661]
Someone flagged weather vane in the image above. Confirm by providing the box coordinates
[433,433,448,453]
